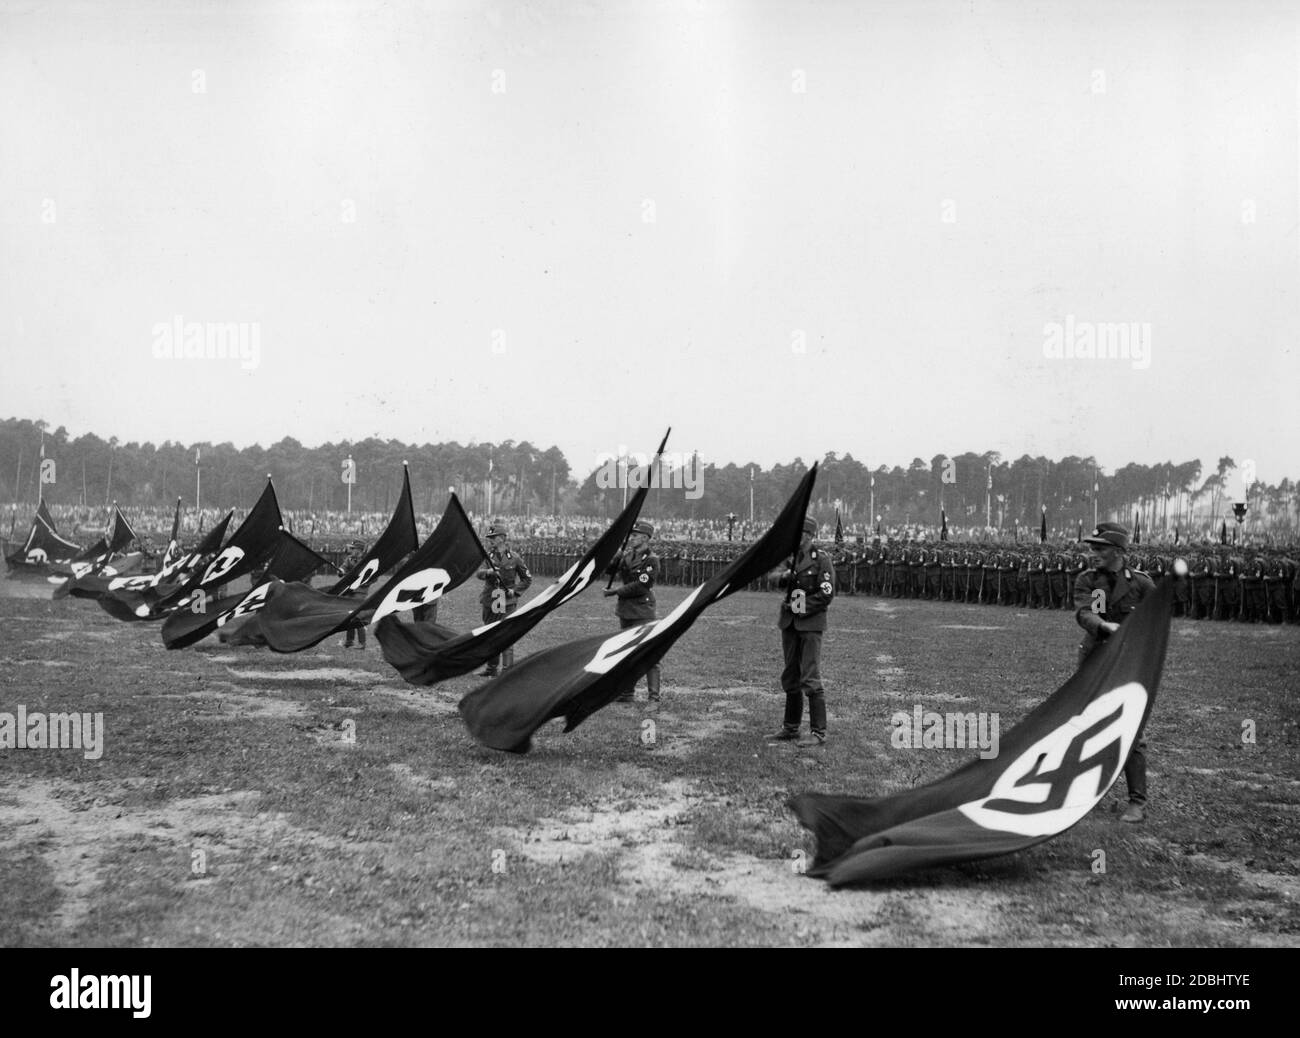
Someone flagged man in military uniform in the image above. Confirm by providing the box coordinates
[1029,548,1049,608]
[1193,552,1216,619]
[1074,522,1157,823]
[768,516,835,747]
[602,519,661,703]
[1241,555,1267,623]
[476,523,532,677]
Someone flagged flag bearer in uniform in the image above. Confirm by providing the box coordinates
[767,517,836,748]
[602,519,661,703]
[1073,522,1156,823]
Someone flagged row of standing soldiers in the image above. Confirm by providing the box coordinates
[824,544,1300,623]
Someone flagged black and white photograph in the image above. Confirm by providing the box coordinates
[1,0,1296,967]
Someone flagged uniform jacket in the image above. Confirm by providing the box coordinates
[777,546,836,632]
[605,546,658,621]
[1074,563,1156,658]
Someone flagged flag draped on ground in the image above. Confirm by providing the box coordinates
[787,576,1176,886]
[161,531,330,649]
[459,465,818,753]
[375,432,670,685]
[257,493,483,653]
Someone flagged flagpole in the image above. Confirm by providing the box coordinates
[749,466,754,524]
[985,463,992,530]
[195,448,201,519]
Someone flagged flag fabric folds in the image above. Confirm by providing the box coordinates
[787,576,1176,886]
[7,500,81,566]
[152,481,283,613]
[326,466,419,595]
[459,465,818,754]
[257,494,484,653]
[375,477,651,685]
[1040,509,1048,543]
[95,510,235,621]
[161,531,330,649]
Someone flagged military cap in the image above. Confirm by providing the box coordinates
[802,517,817,535]
[349,539,364,550]
[1083,522,1130,550]
[486,523,508,539]
[632,520,654,537]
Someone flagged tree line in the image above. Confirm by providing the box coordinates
[4,417,1295,534]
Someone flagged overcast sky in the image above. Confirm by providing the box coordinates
[2,0,1297,483]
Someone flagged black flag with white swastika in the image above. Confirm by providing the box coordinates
[153,481,283,613]
[160,531,330,649]
[93,511,235,619]
[257,493,483,653]
[375,431,670,686]
[326,466,418,595]
[459,465,817,753]
[787,576,1175,886]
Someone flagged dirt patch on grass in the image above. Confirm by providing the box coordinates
[225,667,373,684]
[495,777,1012,945]
[360,685,460,717]
[150,682,310,721]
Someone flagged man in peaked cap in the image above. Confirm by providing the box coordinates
[476,522,532,677]
[767,516,836,747]
[1074,521,1157,823]
[603,518,662,703]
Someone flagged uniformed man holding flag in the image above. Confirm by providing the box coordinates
[768,517,835,747]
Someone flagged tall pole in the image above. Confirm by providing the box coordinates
[1093,467,1099,529]
[749,466,755,523]
[985,463,991,529]
[105,447,113,506]
[869,474,875,528]
[195,448,201,518]
[14,450,21,506]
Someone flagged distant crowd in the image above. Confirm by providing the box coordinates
[10,502,1297,624]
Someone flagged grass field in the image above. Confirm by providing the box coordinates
[1,575,1297,947]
